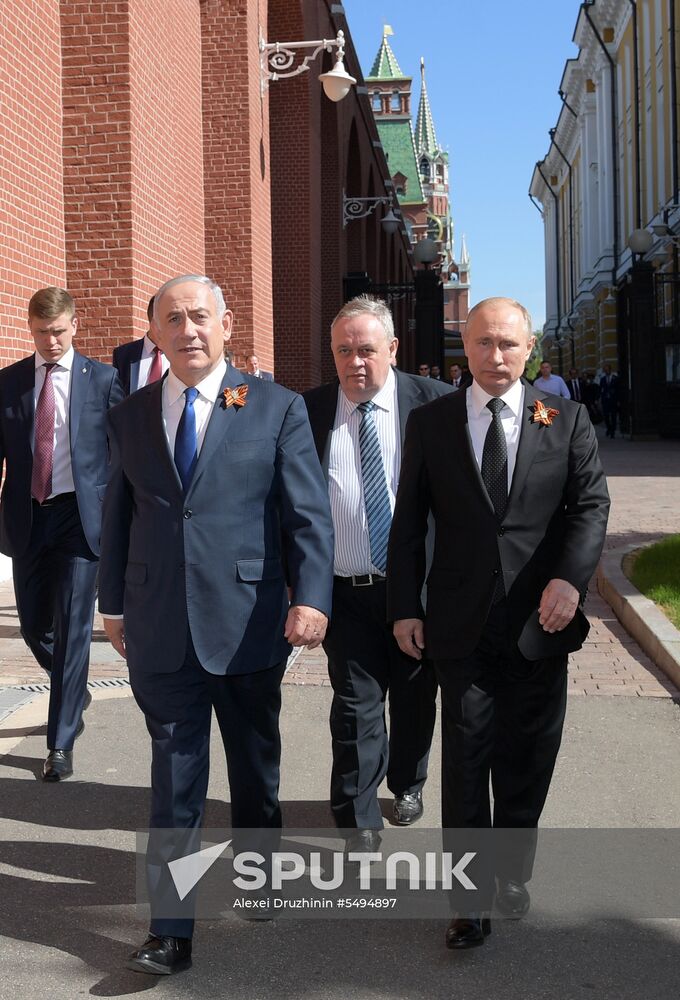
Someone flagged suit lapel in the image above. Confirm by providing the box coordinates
[187,366,245,494]
[394,368,421,447]
[129,338,145,392]
[68,351,92,451]
[18,356,36,445]
[507,381,547,509]
[144,376,182,492]
[313,382,339,476]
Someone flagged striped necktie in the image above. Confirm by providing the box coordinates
[357,401,391,573]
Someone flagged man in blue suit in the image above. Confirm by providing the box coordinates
[245,353,274,380]
[0,287,124,780]
[99,274,334,976]
[112,296,168,394]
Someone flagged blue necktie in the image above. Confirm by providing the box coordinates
[174,387,199,492]
[357,401,392,573]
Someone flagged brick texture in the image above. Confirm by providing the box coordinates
[200,0,273,372]
[0,0,66,364]
[60,0,204,360]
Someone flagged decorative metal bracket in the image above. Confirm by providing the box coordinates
[343,189,397,227]
[260,29,346,94]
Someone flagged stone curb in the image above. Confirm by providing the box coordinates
[597,546,680,690]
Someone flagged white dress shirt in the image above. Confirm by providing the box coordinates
[102,360,228,621]
[33,347,75,498]
[328,367,401,576]
[466,378,525,493]
[533,373,571,398]
[137,333,169,387]
[162,359,227,457]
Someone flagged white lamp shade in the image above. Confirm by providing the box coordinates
[381,208,399,234]
[628,228,654,254]
[319,58,356,102]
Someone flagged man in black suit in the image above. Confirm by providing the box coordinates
[112,296,167,394]
[599,364,619,438]
[388,297,609,949]
[566,367,586,404]
[303,295,451,851]
[99,274,333,975]
[0,287,124,780]
[449,363,463,389]
[245,353,274,380]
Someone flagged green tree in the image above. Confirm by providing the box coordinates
[524,329,544,381]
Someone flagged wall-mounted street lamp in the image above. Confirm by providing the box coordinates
[413,237,440,268]
[260,29,356,102]
[343,190,400,232]
[629,205,680,254]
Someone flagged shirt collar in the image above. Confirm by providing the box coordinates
[470,377,524,418]
[35,346,75,372]
[142,333,159,357]
[166,359,227,407]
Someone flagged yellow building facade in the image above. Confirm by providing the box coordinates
[530,0,680,437]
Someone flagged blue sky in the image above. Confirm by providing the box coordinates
[341,0,582,329]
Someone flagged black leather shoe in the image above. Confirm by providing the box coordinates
[393,790,424,826]
[75,690,92,740]
[126,934,192,975]
[43,750,73,782]
[445,916,491,950]
[344,829,382,855]
[496,880,530,918]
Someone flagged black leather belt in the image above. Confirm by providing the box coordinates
[334,574,386,587]
[32,492,76,507]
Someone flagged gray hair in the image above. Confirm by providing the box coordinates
[153,274,227,320]
[330,294,395,342]
[465,297,533,340]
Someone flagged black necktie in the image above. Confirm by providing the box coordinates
[481,397,508,521]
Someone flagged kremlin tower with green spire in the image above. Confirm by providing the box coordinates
[365,26,470,362]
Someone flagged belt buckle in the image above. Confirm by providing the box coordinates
[352,574,373,587]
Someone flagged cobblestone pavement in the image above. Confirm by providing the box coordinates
[0,433,678,698]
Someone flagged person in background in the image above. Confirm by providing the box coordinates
[304,295,452,852]
[245,354,273,381]
[566,367,586,404]
[533,360,571,399]
[112,296,168,395]
[0,287,124,781]
[599,364,620,438]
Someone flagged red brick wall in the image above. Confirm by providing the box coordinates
[128,0,205,336]
[60,0,134,359]
[60,0,204,361]
[269,0,322,391]
[0,0,66,364]
[201,0,273,372]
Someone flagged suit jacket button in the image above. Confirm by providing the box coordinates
[183,509,193,519]
[498,527,505,536]
[493,568,499,575]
